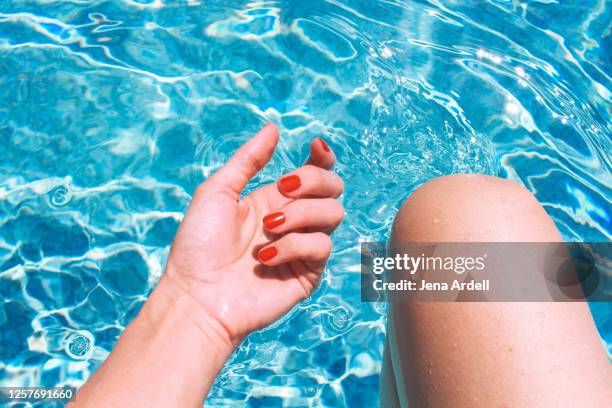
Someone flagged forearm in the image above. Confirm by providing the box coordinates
[71,275,235,408]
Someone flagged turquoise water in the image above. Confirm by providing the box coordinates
[0,0,610,406]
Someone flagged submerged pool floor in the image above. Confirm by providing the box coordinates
[0,1,610,406]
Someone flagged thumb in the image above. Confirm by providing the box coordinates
[208,123,279,198]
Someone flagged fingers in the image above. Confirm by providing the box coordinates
[278,137,340,197]
[257,232,332,266]
[207,123,279,198]
[263,198,344,234]
[277,165,344,198]
[306,137,336,170]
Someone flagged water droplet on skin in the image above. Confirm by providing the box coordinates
[49,185,72,206]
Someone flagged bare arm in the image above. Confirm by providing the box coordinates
[70,275,233,407]
[70,124,343,407]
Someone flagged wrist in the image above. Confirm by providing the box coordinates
[139,273,236,365]
[74,273,237,406]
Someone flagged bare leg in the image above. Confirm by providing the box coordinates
[382,174,612,407]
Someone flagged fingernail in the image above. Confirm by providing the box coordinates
[279,174,301,193]
[319,138,331,152]
[263,212,286,229]
[258,246,278,262]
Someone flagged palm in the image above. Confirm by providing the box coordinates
[165,125,340,341]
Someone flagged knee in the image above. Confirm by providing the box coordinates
[392,174,561,242]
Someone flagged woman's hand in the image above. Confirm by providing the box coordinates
[71,124,342,407]
[163,123,344,347]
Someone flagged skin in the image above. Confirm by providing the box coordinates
[70,124,344,407]
[382,174,612,407]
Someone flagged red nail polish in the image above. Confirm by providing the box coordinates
[263,212,286,229]
[319,138,331,152]
[258,246,278,262]
[279,175,301,193]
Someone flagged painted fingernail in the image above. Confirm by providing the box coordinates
[263,212,286,229]
[319,138,331,152]
[258,246,278,262]
[279,175,301,193]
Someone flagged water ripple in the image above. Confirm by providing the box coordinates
[0,0,610,406]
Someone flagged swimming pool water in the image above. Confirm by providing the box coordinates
[0,1,610,406]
